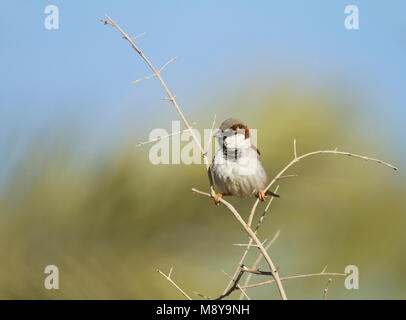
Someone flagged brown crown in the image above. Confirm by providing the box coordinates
[219,118,250,139]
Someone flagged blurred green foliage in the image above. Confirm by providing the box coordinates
[0,86,404,299]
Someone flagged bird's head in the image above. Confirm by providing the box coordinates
[214,118,250,150]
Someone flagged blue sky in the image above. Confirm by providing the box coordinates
[0,1,405,178]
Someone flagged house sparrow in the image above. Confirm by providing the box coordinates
[212,118,279,205]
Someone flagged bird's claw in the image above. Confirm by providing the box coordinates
[214,193,223,205]
[257,190,265,202]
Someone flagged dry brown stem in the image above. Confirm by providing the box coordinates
[157,267,192,300]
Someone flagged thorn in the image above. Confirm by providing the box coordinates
[161,94,176,101]
[169,266,173,277]
[131,32,146,41]
[132,73,156,84]
[159,57,177,73]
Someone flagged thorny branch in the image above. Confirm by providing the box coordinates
[219,268,251,300]
[222,139,398,298]
[193,142,397,299]
[263,144,398,199]
[239,230,280,300]
[323,278,333,300]
[102,14,289,300]
[136,122,196,147]
[101,15,215,196]
[157,267,192,300]
[223,187,280,296]
[216,265,345,299]
[241,270,346,291]
[101,16,398,300]
[191,187,288,299]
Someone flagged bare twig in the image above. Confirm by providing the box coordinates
[193,291,211,300]
[238,141,397,297]
[264,146,397,198]
[102,15,284,299]
[241,272,346,290]
[277,174,298,180]
[101,15,215,196]
[249,141,398,231]
[239,230,280,299]
[132,56,175,84]
[131,32,146,40]
[248,198,260,228]
[233,238,267,248]
[132,73,156,84]
[158,57,177,73]
[241,145,399,251]
[157,267,192,300]
[247,143,398,235]
[323,278,333,300]
[224,187,280,296]
[217,267,250,300]
[242,266,274,276]
[136,122,196,147]
[161,94,177,101]
[219,262,343,298]
[192,188,288,300]
[254,187,279,231]
[232,244,261,248]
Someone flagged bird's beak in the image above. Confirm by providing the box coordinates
[213,129,222,138]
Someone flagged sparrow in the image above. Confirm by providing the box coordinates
[211,118,280,205]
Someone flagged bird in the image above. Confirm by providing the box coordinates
[211,117,279,205]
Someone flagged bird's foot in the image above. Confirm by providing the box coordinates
[213,193,223,205]
[257,190,266,202]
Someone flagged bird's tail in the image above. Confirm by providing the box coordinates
[266,190,280,198]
